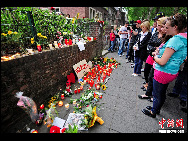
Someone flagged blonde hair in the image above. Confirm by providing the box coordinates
[140,21,150,32]
[157,16,168,26]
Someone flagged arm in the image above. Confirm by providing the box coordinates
[119,31,128,34]
[153,47,175,66]
[130,26,138,35]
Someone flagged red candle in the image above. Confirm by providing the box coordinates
[37,44,42,52]
[74,88,77,94]
[84,76,87,80]
[61,94,65,100]
[40,104,44,110]
[90,80,94,87]
[77,88,80,93]
[58,43,61,48]
[69,39,72,45]
[65,39,67,45]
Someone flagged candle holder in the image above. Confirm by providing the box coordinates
[61,94,65,100]
[65,103,69,110]
[73,100,76,107]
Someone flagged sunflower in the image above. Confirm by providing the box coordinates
[101,84,106,90]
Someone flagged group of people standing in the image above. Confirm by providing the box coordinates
[109,12,187,118]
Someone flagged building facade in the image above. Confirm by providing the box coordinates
[38,7,126,27]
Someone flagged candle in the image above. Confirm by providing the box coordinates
[37,44,42,52]
[49,44,53,50]
[80,85,83,91]
[65,103,69,110]
[90,79,94,87]
[58,43,61,48]
[84,76,87,80]
[31,130,38,133]
[40,104,44,110]
[58,101,63,107]
[61,94,65,100]
[96,83,100,90]
[69,39,72,45]
[74,88,77,94]
[55,44,58,48]
[54,41,58,45]
[90,37,93,41]
[77,88,80,93]
[65,39,67,45]
[73,39,75,44]
[73,100,76,106]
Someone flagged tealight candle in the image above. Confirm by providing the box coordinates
[65,103,69,110]
[58,101,63,107]
[55,44,58,48]
[80,85,83,91]
[74,88,77,94]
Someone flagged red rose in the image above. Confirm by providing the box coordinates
[50,126,60,133]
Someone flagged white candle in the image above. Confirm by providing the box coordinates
[73,39,75,44]
[54,41,58,45]
[55,44,58,48]
[90,37,93,41]
[73,100,76,106]
[49,44,53,50]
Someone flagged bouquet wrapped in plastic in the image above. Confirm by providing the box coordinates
[15,92,39,123]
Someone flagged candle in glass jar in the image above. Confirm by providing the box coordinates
[55,44,58,48]
[54,41,58,45]
[49,44,53,50]
[61,94,65,100]
[58,101,63,107]
[73,39,75,44]
[80,85,83,91]
[73,100,76,106]
[65,103,69,110]
[74,88,77,94]
[77,88,80,93]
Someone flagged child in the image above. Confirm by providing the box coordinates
[108,29,116,52]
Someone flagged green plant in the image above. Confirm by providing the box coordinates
[65,124,78,133]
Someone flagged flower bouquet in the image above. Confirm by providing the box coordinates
[83,105,104,128]
[15,92,39,123]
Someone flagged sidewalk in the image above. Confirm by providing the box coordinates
[21,49,187,133]
[85,50,187,133]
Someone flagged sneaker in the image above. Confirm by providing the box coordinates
[141,68,144,72]
[134,74,138,77]
[122,54,125,56]
[119,55,122,57]
[132,73,136,76]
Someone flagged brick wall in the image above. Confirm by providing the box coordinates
[60,7,86,18]
[1,22,103,133]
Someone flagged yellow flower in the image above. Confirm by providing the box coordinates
[1,33,7,36]
[31,37,34,41]
[101,85,106,90]
[72,18,75,24]
[76,13,79,19]
[31,40,34,44]
[37,33,42,36]
[43,36,47,39]
[8,31,12,35]
[13,32,18,34]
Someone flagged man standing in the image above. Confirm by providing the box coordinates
[118,21,129,57]
[128,20,142,63]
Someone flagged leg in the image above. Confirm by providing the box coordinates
[145,67,154,97]
[136,58,143,75]
[151,79,169,114]
[134,56,139,74]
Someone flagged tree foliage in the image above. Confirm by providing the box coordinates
[124,7,187,22]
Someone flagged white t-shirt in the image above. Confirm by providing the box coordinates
[119,26,128,39]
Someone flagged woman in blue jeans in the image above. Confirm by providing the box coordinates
[142,13,187,118]
[132,21,151,76]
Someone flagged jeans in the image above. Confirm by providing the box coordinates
[118,38,126,55]
[134,56,143,74]
[172,69,187,101]
[108,40,115,51]
[151,79,169,114]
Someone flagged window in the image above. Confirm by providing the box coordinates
[54,7,60,14]
[89,7,96,19]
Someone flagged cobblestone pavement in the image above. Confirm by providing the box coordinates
[21,49,187,133]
